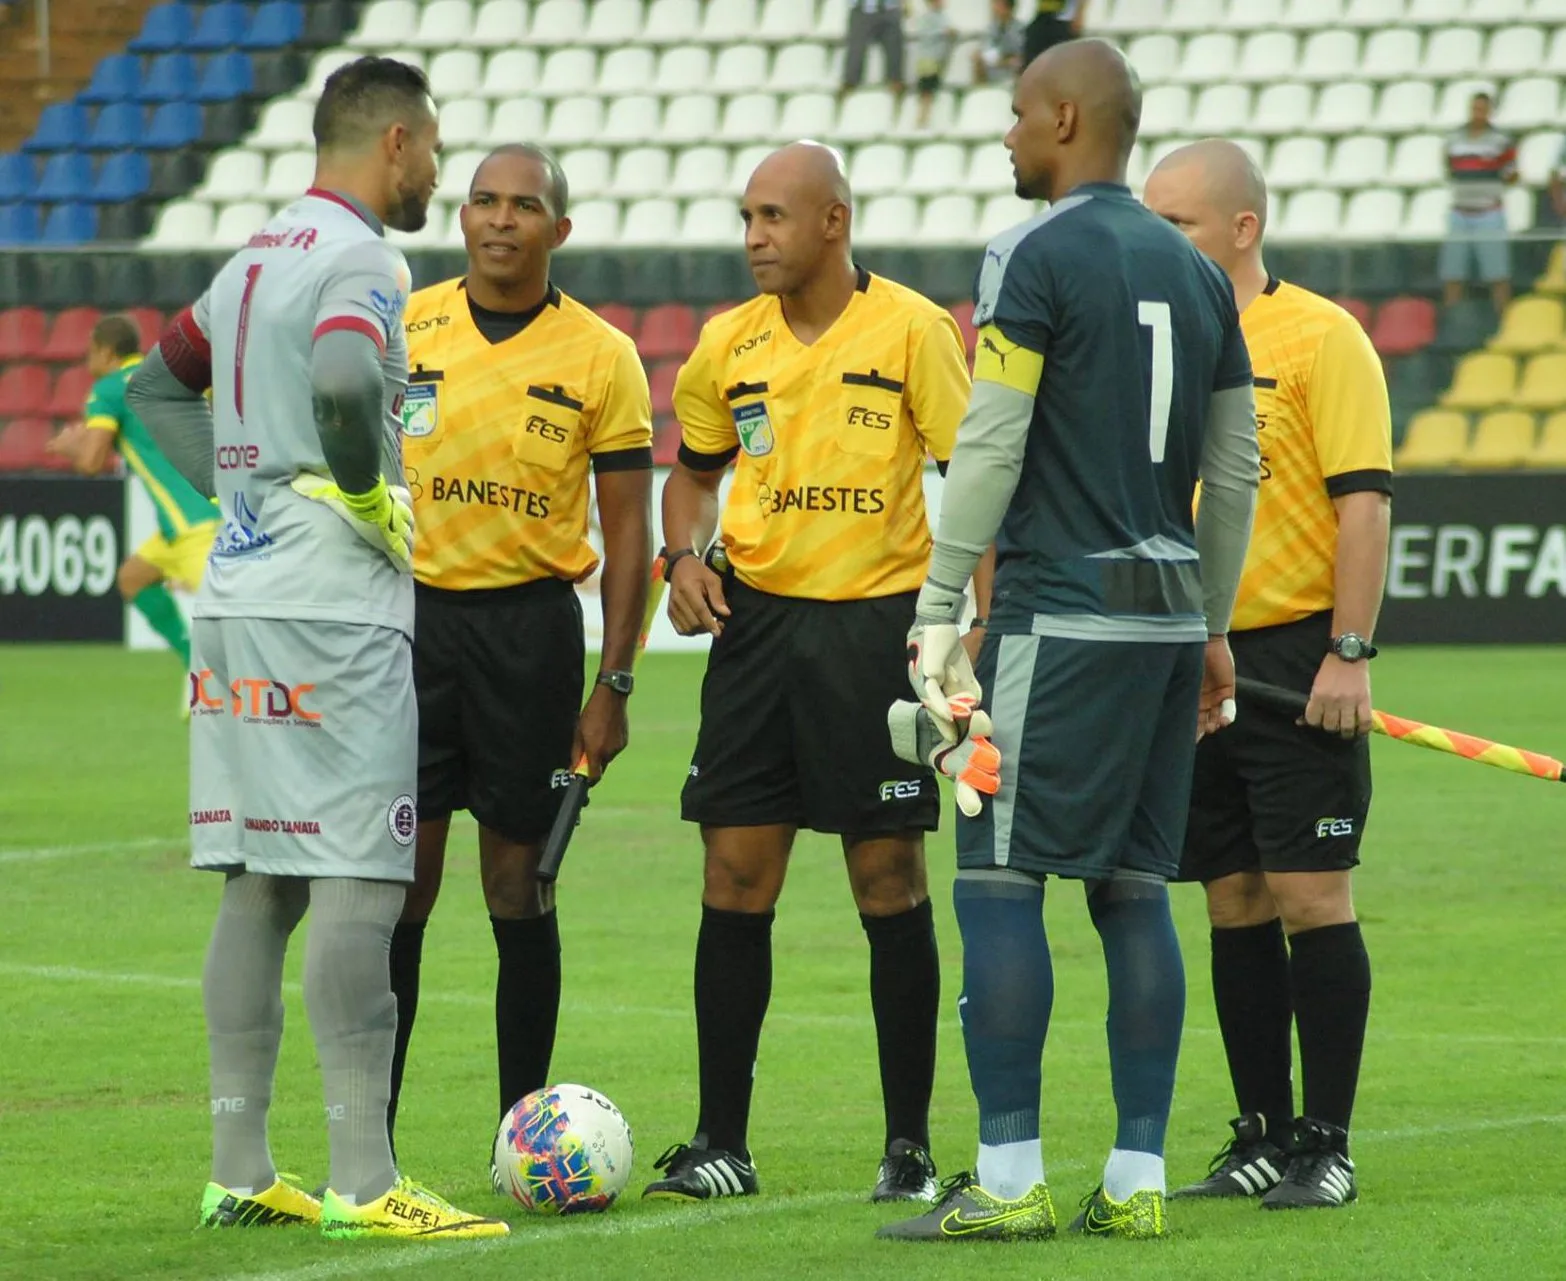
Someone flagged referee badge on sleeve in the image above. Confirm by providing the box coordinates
[401,381,438,438]
[733,400,774,457]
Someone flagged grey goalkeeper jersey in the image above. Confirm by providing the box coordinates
[194,189,414,636]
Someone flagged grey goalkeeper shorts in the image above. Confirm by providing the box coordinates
[188,616,417,882]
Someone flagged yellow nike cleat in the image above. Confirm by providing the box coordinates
[876,1172,1056,1241]
[320,1177,510,1241]
[200,1175,321,1227]
[1069,1184,1167,1239]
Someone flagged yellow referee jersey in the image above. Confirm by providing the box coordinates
[675,268,970,601]
[402,280,652,590]
[1230,277,1393,632]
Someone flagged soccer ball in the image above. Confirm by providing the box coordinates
[493,1083,634,1214]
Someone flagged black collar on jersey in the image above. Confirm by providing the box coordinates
[305,187,383,236]
[854,264,871,292]
[461,280,562,345]
[1262,275,1282,295]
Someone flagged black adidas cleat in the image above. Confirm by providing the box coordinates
[1170,1112,1287,1199]
[1262,1118,1357,1210]
[642,1138,759,1201]
[872,1140,939,1203]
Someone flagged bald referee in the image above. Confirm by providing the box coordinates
[643,142,973,1204]
[1145,140,1390,1210]
[387,144,653,1155]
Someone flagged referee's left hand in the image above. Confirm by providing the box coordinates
[572,685,629,783]
[1305,655,1373,740]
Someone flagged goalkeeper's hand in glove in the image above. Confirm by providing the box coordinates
[290,473,414,573]
[907,619,983,728]
[887,697,1002,818]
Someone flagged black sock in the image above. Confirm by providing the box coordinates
[1289,921,1371,1146]
[492,911,562,1120]
[862,899,939,1152]
[694,905,774,1158]
[1211,920,1295,1138]
[386,920,426,1157]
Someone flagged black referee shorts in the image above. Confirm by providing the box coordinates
[414,578,584,845]
[681,579,940,836]
[1179,611,1372,883]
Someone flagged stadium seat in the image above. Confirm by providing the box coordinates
[1547,26,1566,73]
[130,3,196,53]
[1388,133,1445,187]
[1190,84,1251,136]
[1497,75,1558,129]
[1175,33,1239,83]
[758,0,815,41]
[80,54,142,105]
[0,152,33,203]
[124,308,165,350]
[209,200,270,247]
[427,50,484,101]
[438,98,490,149]
[1531,410,1566,466]
[1534,243,1566,295]
[594,302,636,334]
[0,202,40,244]
[1282,0,1345,23]
[1138,86,1191,139]
[597,46,655,94]
[644,0,702,43]
[648,360,678,416]
[86,102,144,151]
[543,96,606,148]
[702,0,759,43]
[1234,31,1299,82]
[771,43,833,92]
[34,152,94,203]
[480,50,542,99]
[91,152,150,203]
[298,49,357,99]
[46,366,94,419]
[40,202,96,244]
[197,148,264,202]
[1168,0,1226,33]
[410,0,474,48]
[1314,82,1376,136]
[1373,79,1436,134]
[619,198,682,246]
[858,195,919,245]
[904,143,967,196]
[0,363,51,416]
[38,307,98,362]
[563,198,619,246]
[638,304,696,358]
[670,147,729,198]
[195,52,254,102]
[1462,410,1535,467]
[1441,352,1516,408]
[25,102,89,153]
[655,46,713,96]
[717,94,777,145]
[242,0,304,49]
[851,143,908,196]
[1360,28,1423,80]
[1403,186,1452,239]
[434,148,484,201]
[1486,24,1546,74]
[348,0,418,48]
[1275,190,1343,240]
[1423,26,1484,76]
[0,419,60,471]
[1344,0,1406,27]
[1268,137,1329,191]
[1124,34,1180,83]
[1489,297,1565,354]
[712,44,769,95]
[729,144,771,194]
[188,1,250,51]
[1396,409,1469,467]
[1371,296,1438,354]
[1511,352,1566,410]
[837,91,896,144]
[554,147,607,198]
[523,0,586,46]
[1100,0,1169,35]
[262,150,315,201]
[1251,83,1314,137]
[1333,297,1373,332]
[142,101,203,151]
[1344,188,1405,237]
[138,52,200,103]
[539,47,599,97]
[0,306,46,360]
[952,87,1011,142]
[979,194,1038,241]
[661,95,720,146]
[582,0,643,44]
[1517,129,1565,185]
[1406,0,1464,21]
[965,143,1014,194]
[1327,136,1390,188]
[602,94,663,146]
[681,195,740,244]
[1223,0,1286,30]
[917,194,977,244]
[470,0,528,48]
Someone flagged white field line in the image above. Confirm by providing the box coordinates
[0,836,178,864]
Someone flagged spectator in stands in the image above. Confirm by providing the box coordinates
[1441,91,1518,313]
[1023,0,1088,69]
[971,0,1027,85]
[841,0,906,99]
[910,0,955,129]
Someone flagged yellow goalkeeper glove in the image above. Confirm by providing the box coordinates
[289,473,414,573]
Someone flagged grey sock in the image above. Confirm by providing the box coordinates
[203,871,309,1191]
[305,877,405,1204]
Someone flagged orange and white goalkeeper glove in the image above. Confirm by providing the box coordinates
[887,697,1002,818]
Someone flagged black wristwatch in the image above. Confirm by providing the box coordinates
[596,669,635,696]
[660,547,696,582]
[1329,633,1378,662]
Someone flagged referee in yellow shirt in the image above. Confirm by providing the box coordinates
[1143,140,1391,1210]
[387,144,654,1151]
[643,142,972,1205]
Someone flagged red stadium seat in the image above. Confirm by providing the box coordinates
[125,307,165,352]
[649,359,679,417]
[0,364,52,417]
[1333,296,1372,332]
[702,301,741,325]
[637,303,697,360]
[0,307,48,361]
[38,306,102,363]
[949,299,977,356]
[46,365,96,421]
[1371,296,1437,357]
[594,303,636,336]
[0,418,60,471]
[652,418,681,466]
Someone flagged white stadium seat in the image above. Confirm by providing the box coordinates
[1533,0,1566,19]
[712,45,771,94]
[348,0,418,48]
[410,0,473,49]
[905,143,968,196]
[1388,132,1446,185]
[857,195,920,245]
[682,196,741,245]
[1299,31,1362,81]
[661,94,720,145]
[918,194,978,243]
[543,95,606,147]
[814,0,848,40]
[564,199,621,246]
[1344,0,1406,26]
[1435,78,1495,128]
[1221,0,1285,31]
[1343,187,1406,236]
[436,147,485,201]
[1403,185,1451,238]
[702,0,761,44]
[1326,135,1391,188]
[1423,26,1484,76]
[1485,25,1546,74]
[427,49,483,102]
[196,149,264,202]
[581,0,643,46]
[298,50,356,100]
[758,0,816,41]
[558,147,611,199]
[1125,34,1181,83]
[1099,0,1168,35]
[598,47,656,94]
[729,145,772,193]
[836,90,896,143]
[1139,85,1191,139]
[1360,29,1423,79]
[1479,0,1532,19]
[1281,0,1345,25]
[251,99,314,151]
[965,143,1015,194]
[213,201,273,248]
[776,92,836,142]
[602,94,663,145]
[1406,0,1464,21]
[1548,27,1566,72]
[771,43,834,92]
[480,49,541,99]
[850,143,908,196]
[1190,84,1252,137]
[262,149,315,201]
[538,47,598,98]
[148,199,216,249]
[1174,33,1238,83]
[719,93,780,143]
[1498,76,1559,129]
[893,90,957,137]
[1314,82,1377,136]
[469,0,528,48]
[489,97,546,145]
[978,194,1039,241]
[656,46,714,95]
[1373,79,1437,132]
[1273,189,1342,240]
[1233,31,1298,83]
[1251,83,1314,137]
[1167,0,1226,33]
[1268,136,1330,191]
[1505,184,1535,232]
[670,146,730,198]
[643,0,703,44]
[1518,129,1565,184]
[524,0,585,46]
[618,198,682,245]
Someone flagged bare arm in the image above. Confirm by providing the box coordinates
[1329,491,1391,641]
[48,423,115,475]
[661,460,730,636]
[594,466,653,673]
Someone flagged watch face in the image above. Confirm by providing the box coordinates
[1336,636,1363,659]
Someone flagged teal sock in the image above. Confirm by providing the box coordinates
[132,583,190,665]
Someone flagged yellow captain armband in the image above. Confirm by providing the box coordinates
[972,324,1044,397]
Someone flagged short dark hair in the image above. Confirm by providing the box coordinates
[473,144,571,220]
[91,314,142,359]
[1471,90,1493,105]
[313,56,432,153]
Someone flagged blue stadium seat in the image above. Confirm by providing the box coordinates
[0,203,41,245]
[241,1,304,50]
[188,1,250,51]
[24,102,89,153]
[194,51,254,101]
[0,153,35,203]
[86,102,144,151]
[91,152,150,203]
[143,102,203,150]
[79,55,141,105]
[128,3,195,52]
[41,202,99,244]
[33,152,94,203]
[138,53,200,103]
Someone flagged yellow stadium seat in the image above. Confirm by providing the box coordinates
[1488,297,1565,355]
[1510,352,1566,411]
[1461,411,1536,469]
[1534,243,1566,296]
[1531,411,1566,467]
[1439,352,1516,410]
[1396,410,1470,470]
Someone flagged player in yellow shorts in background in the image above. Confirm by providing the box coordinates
[48,314,219,686]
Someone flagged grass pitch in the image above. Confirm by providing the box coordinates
[1,644,1563,1281]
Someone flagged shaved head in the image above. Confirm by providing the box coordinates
[1143,138,1269,282]
[740,141,854,297]
[1005,38,1142,202]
